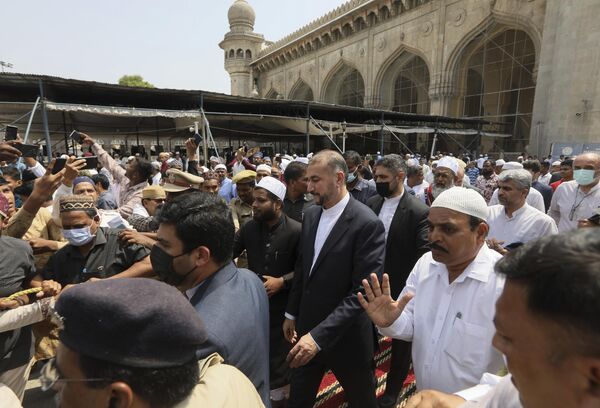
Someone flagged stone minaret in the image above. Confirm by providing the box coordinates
[220,0,265,97]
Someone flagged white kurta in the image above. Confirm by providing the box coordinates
[549,180,600,232]
[379,245,505,394]
[487,204,558,246]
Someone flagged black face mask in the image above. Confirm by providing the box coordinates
[376,182,392,198]
[150,245,195,286]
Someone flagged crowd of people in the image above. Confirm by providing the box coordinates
[0,131,599,408]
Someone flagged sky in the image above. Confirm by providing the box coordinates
[2,0,346,93]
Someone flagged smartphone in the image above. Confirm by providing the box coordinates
[16,143,39,158]
[5,125,18,141]
[70,130,83,144]
[82,156,98,170]
[194,133,202,146]
[52,158,67,174]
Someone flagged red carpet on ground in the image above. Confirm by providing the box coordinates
[315,337,416,408]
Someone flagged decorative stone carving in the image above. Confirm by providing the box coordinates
[453,8,466,26]
[376,37,386,51]
[421,21,433,36]
[359,47,366,57]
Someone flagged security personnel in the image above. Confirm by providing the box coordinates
[230,170,256,230]
[233,177,301,408]
[162,168,204,201]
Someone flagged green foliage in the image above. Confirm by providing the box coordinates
[118,75,155,88]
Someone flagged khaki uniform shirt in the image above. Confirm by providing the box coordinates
[175,353,264,408]
[230,197,253,230]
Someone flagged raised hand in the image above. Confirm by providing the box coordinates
[358,273,413,328]
[0,142,21,163]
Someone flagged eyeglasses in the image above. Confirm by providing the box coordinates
[40,358,109,392]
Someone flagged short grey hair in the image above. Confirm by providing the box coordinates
[498,169,532,190]
[406,165,423,178]
[375,154,407,174]
[310,150,348,178]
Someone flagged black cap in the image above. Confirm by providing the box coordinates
[55,278,207,368]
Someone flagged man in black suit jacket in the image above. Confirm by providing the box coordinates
[367,155,429,408]
[283,150,385,408]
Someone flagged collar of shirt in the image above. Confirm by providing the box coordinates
[65,227,108,256]
[429,244,495,284]
[502,203,529,221]
[383,190,404,205]
[352,178,368,192]
[127,180,148,193]
[322,191,350,216]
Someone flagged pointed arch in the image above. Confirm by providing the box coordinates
[264,88,280,99]
[373,45,432,111]
[288,79,314,101]
[444,12,542,86]
[321,60,365,107]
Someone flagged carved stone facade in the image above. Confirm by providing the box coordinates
[221,0,600,155]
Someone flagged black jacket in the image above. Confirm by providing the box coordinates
[367,192,430,297]
[285,196,385,365]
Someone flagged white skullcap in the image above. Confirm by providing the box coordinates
[295,157,309,165]
[437,156,459,174]
[257,176,286,202]
[151,161,161,169]
[502,162,523,171]
[431,187,489,221]
[407,158,419,167]
[256,164,272,174]
[209,156,219,162]
[280,158,291,171]
[199,166,209,173]
[283,155,293,161]
[495,159,506,167]
[214,164,227,171]
[552,160,561,166]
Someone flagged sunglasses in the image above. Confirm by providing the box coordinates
[40,358,109,392]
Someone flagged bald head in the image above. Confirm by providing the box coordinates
[575,153,600,169]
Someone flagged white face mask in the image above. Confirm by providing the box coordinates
[574,169,597,186]
[62,225,95,246]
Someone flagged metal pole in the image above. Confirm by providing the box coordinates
[305,103,310,155]
[38,80,52,161]
[430,131,438,158]
[61,111,69,155]
[379,113,385,155]
[201,113,208,164]
[23,96,40,144]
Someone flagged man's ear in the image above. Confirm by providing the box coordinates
[194,246,212,267]
[108,382,134,408]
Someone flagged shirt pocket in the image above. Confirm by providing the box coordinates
[444,318,489,369]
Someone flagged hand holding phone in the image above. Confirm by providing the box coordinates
[5,126,18,141]
[70,130,83,144]
[15,143,39,158]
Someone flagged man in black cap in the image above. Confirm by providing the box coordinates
[46,278,264,407]
[152,192,271,406]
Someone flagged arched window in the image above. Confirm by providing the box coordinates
[460,29,536,150]
[229,50,235,58]
[338,70,365,107]
[289,80,315,102]
[367,12,378,27]
[393,56,431,113]
[245,50,252,59]
[236,49,244,58]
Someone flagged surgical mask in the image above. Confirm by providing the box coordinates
[574,169,597,186]
[150,245,195,286]
[62,226,95,247]
[346,171,357,184]
[376,182,392,198]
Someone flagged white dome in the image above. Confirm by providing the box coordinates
[228,0,255,29]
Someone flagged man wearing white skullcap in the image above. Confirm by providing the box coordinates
[494,159,506,175]
[426,156,462,205]
[233,176,302,407]
[359,187,505,394]
[256,164,273,183]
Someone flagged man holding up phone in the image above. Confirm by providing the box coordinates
[78,133,152,220]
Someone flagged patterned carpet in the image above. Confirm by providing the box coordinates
[315,337,416,408]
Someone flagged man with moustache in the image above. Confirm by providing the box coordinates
[474,160,499,204]
[359,187,505,395]
[234,177,302,408]
[367,154,429,408]
[283,150,385,408]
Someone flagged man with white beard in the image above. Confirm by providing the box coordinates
[425,157,461,206]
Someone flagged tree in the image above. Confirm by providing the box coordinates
[118,75,155,88]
